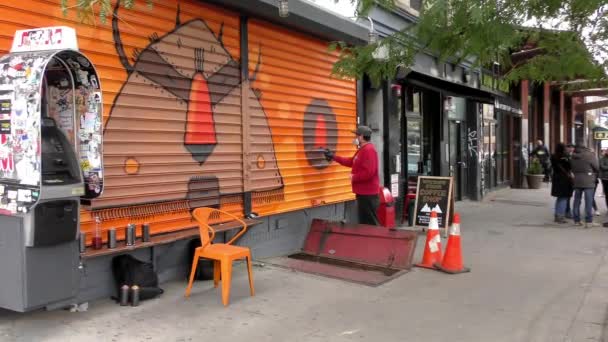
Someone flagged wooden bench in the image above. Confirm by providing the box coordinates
[82,219,263,261]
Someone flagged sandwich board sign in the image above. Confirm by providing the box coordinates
[413,176,454,232]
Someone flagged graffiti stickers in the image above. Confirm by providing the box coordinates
[0,47,104,215]
[57,51,104,198]
[0,53,43,190]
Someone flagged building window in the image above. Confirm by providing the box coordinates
[396,0,422,15]
[406,87,422,114]
[410,0,422,11]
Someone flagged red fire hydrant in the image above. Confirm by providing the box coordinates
[377,186,395,228]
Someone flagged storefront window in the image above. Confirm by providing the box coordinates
[407,119,422,174]
[408,88,422,113]
[445,96,466,121]
[482,104,496,190]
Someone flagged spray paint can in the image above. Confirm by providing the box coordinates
[92,216,103,250]
[126,224,135,246]
[107,228,117,249]
[142,224,151,242]
[120,285,129,306]
[131,285,140,307]
[79,232,86,253]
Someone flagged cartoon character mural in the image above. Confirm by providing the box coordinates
[99,4,283,210]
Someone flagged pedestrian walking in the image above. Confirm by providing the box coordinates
[599,149,608,216]
[324,125,380,225]
[570,140,600,228]
[565,143,575,218]
[593,179,601,216]
[531,140,551,182]
[551,143,573,223]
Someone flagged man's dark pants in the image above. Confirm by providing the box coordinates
[356,194,380,226]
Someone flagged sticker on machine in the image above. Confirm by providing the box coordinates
[7,190,17,200]
[0,120,10,134]
[0,99,11,115]
[17,189,32,202]
[7,201,17,214]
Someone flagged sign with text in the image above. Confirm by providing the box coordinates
[11,27,78,53]
[413,176,453,230]
[594,131,608,140]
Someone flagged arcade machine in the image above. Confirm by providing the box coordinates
[0,27,104,312]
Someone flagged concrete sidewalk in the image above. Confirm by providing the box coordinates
[1,186,608,342]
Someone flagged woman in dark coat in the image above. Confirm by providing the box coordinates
[551,143,573,223]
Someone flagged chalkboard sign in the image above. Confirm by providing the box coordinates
[413,176,454,230]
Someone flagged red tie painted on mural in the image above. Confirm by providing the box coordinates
[185,72,217,145]
[185,48,217,147]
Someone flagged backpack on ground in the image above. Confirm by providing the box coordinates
[186,238,214,281]
[111,255,164,301]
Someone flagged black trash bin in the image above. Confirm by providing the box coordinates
[408,200,415,226]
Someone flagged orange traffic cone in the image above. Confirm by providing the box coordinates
[415,210,442,269]
[434,213,470,274]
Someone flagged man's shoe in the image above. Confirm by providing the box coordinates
[574,221,584,227]
[554,216,567,224]
[565,214,573,219]
[585,222,600,228]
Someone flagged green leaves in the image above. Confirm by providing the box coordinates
[330,28,417,87]
[59,0,607,87]
[60,0,153,25]
[332,0,608,87]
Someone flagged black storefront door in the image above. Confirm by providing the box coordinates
[449,121,468,200]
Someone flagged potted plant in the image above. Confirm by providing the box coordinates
[526,157,544,189]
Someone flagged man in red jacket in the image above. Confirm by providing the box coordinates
[324,125,380,225]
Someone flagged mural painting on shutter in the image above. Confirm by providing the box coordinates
[0,0,356,239]
[97,3,283,235]
[248,20,356,216]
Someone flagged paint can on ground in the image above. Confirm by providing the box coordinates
[120,285,129,306]
[131,285,140,307]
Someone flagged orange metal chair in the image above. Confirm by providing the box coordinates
[184,207,255,306]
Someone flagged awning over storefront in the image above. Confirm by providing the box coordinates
[403,71,495,104]
[204,0,370,45]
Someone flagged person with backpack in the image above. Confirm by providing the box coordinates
[570,140,600,228]
[600,150,608,224]
[565,143,575,218]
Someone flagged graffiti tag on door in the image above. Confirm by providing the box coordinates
[467,128,478,158]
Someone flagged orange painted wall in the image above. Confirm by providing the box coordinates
[248,20,356,216]
[0,0,356,241]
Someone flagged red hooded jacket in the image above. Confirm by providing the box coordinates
[333,143,379,196]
